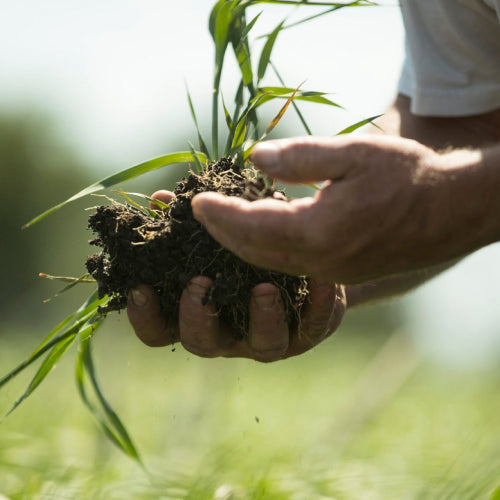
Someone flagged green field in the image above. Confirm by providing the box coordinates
[1,317,499,500]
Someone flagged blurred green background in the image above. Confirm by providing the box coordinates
[1,1,499,499]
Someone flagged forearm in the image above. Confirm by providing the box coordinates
[345,261,455,308]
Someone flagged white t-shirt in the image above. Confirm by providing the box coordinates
[398,0,500,116]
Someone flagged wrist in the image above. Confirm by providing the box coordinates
[436,145,500,252]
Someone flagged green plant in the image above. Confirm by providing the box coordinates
[0,0,379,465]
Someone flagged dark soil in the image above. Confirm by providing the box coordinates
[86,158,309,339]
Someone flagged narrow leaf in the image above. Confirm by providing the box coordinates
[5,333,77,416]
[221,93,233,131]
[186,85,210,157]
[77,335,143,466]
[188,142,205,174]
[270,61,313,135]
[24,151,207,228]
[266,84,302,134]
[0,293,106,389]
[336,114,382,134]
[258,19,286,81]
[41,273,96,304]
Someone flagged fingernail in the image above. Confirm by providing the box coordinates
[254,293,277,310]
[130,288,148,307]
[187,281,209,304]
[251,142,281,173]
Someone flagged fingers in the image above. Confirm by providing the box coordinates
[251,136,373,183]
[127,284,175,347]
[150,190,175,212]
[192,192,314,257]
[178,276,237,357]
[247,283,289,362]
[178,278,290,362]
[287,281,346,358]
[128,279,344,361]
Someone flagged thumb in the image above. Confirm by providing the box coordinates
[251,136,367,183]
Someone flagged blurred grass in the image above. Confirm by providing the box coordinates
[1,317,499,499]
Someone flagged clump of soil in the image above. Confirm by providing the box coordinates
[86,158,309,339]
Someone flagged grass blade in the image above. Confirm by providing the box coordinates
[186,85,210,158]
[23,151,208,228]
[252,1,376,6]
[270,62,313,135]
[336,114,382,134]
[76,333,143,466]
[0,292,106,389]
[231,14,257,88]
[265,84,302,134]
[257,18,286,81]
[223,80,245,156]
[5,333,78,416]
[41,273,96,303]
[209,0,243,158]
[221,93,233,131]
[188,142,205,174]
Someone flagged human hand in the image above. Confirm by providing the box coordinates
[126,190,346,361]
[191,135,481,284]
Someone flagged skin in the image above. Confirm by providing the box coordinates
[127,95,500,359]
[127,190,346,361]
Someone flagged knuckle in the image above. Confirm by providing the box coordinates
[252,346,287,363]
[300,319,331,344]
[181,336,219,358]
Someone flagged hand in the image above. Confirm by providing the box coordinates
[126,190,346,361]
[191,135,480,284]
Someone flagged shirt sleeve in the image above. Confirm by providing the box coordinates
[398,0,500,116]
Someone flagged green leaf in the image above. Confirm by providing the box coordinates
[231,120,248,151]
[188,141,205,174]
[23,151,208,228]
[252,0,375,6]
[259,1,376,35]
[257,19,286,81]
[221,93,233,131]
[257,86,342,108]
[336,114,382,134]
[0,292,106,389]
[231,14,258,87]
[76,334,143,466]
[186,85,210,157]
[5,333,77,416]
[270,61,313,135]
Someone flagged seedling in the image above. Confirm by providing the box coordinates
[1,0,379,465]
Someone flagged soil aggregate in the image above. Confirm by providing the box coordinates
[86,158,309,339]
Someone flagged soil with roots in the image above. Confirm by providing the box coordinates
[85,158,309,339]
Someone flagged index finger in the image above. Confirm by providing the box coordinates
[251,136,381,183]
[192,192,314,253]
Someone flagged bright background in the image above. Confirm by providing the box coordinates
[1,2,499,498]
